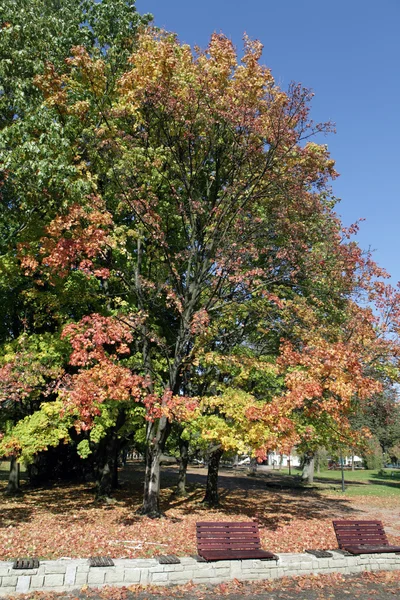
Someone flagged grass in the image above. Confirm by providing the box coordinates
[0,460,27,482]
[274,466,400,497]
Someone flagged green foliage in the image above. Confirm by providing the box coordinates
[362,436,384,470]
[0,0,150,469]
[0,400,73,464]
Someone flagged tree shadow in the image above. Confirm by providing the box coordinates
[312,476,366,486]
[366,478,400,490]
[0,507,33,528]
[160,466,362,531]
[0,462,363,539]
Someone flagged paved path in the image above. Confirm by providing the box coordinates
[8,573,400,599]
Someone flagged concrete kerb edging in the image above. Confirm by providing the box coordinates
[1,552,400,596]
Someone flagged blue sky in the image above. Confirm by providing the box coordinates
[136,0,400,284]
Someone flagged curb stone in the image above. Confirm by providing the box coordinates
[1,552,400,596]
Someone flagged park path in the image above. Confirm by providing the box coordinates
[7,572,400,600]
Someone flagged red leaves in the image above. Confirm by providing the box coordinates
[62,314,143,366]
[19,196,114,281]
[190,309,210,335]
[59,314,149,426]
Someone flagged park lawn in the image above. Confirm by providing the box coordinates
[313,468,400,498]
[276,467,400,497]
[0,462,399,560]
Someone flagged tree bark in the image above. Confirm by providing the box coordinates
[5,456,21,495]
[96,412,125,499]
[316,452,320,474]
[97,437,119,499]
[141,416,170,517]
[249,457,258,476]
[301,453,315,484]
[175,437,189,496]
[202,447,223,506]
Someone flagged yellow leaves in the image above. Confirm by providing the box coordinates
[69,100,91,118]
[198,351,277,387]
[115,26,288,145]
[65,46,106,97]
[197,388,295,457]
[34,47,106,119]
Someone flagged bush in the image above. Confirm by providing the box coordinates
[362,437,383,470]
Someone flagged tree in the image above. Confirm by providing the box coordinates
[29,28,367,515]
[0,0,151,487]
[4,26,400,517]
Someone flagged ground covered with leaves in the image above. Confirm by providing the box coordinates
[1,463,400,560]
[7,572,400,600]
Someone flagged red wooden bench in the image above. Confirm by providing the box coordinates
[333,520,400,555]
[196,521,276,562]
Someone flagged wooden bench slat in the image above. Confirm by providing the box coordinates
[200,549,276,561]
[332,520,399,555]
[197,521,258,526]
[196,521,274,562]
[344,545,400,555]
[198,544,261,548]
[197,535,260,541]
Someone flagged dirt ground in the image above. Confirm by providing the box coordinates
[1,462,400,560]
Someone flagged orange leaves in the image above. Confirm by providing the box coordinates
[19,196,114,281]
[61,313,143,366]
[34,46,106,113]
[60,361,146,428]
[59,313,146,426]
[278,337,383,419]
[65,46,106,97]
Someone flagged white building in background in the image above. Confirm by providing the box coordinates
[267,451,301,467]
[266,451,364,469]
[336,455,363,467]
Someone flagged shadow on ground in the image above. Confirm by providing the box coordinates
[0,462,360,530]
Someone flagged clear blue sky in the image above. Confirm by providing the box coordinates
[136,0,400,284]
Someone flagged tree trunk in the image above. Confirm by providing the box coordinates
[202,447,223,506]
[97,437,120,499]
[175,437,189,496]
[96,412,124,499]
[301,453,315,484]
[97,460,113,498]
[5,456,21,495]
[249,457,258,476]
[351,451,355,471]
[316,453,320,474]
[141,416,170,517]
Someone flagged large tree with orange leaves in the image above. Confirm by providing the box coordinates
[2,26,400,515]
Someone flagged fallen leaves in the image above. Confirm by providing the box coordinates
[1,464,400,561]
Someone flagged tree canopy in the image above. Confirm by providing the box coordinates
[1,8,400,515]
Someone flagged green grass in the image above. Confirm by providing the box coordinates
[0,460,27,482]
[272,466,400,497]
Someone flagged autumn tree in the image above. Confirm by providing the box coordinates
[0,0,151,486]
[4,23,400,517]
[27,28,374,515]
[0,0,151,337]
